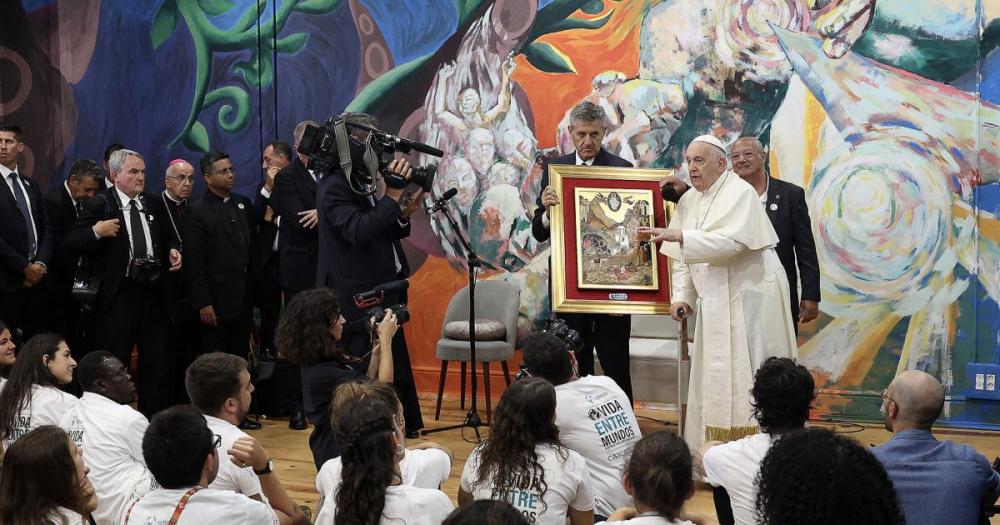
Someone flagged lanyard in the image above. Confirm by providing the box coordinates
[124,486,203,525]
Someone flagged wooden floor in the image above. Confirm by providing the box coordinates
[256,394,1000,523]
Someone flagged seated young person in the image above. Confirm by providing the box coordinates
[0,333,78,450]
[314,396,454,525]
[316,380,452,502]
[0,425,98,524]
[275,288,396,468]
[123,405,305,524]
[522,331,641,519]
[698,357,814,525]
[59,351,157,525]
[605,431,715,525]
[756,428,904,525]
[459,377,595,525]
[0,319,17,389]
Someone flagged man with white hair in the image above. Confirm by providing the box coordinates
[640,135,796,448]
[65,148,183,416]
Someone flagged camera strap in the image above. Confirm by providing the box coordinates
[334,118,381,195]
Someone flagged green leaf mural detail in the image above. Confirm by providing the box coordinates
[523,41,577,74]
[198,0,236,17]
[151,0,179,50]
[152,0,342,150]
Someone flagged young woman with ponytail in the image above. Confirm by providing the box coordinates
[605,431,717,525]
[314,396,453,525]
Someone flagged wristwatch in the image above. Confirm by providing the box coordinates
[253,458,274,476]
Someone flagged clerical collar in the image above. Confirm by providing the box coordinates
[163,190,185,205]
[205,189,231,203]
[574,152,596,166]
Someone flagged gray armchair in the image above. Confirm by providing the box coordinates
[434,280,520,422]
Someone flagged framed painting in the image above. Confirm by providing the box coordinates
[548,165,673,315]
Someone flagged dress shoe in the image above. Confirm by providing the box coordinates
[405,429,421,439]
[238,418,262,431]
[289,411,308,431]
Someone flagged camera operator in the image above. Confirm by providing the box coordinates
[64,149,182,416]
[315,113,425,438]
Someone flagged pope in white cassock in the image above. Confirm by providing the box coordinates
[640,135,797,448]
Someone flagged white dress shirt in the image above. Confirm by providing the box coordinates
[113,188,154,257]
[1,164,39,258]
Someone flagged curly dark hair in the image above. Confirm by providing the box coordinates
[750,357,815,434]
[522,331,574,386]
[472,377,565,512]
[755,428,904,525]
[275,288,344,365]
[334,396,400,525]
[626,431,692,521]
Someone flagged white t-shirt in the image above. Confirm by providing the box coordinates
[555,375,641,517]
[605,515,695,525]
[314,484,453,525]
[204,415,263,498]
[316,447,451,494]
[702,432,775,525]
[121,487,278,525]
[461,443,594,525]
[4,384,78,449]
[58,392,157,525]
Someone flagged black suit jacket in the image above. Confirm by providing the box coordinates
[0,171,52,293]
[270,159,319,292]
[63,189,176,314]
[531,149,633,243]
[43,184,81,290]
[765,177,821,314]
[252,181,279,270]
[316,170,410,323]
[183,190,257,319]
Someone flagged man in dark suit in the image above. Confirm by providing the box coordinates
[0,123,54,340]
[63,149,182,416]
[316,115,424,437]
[161,158,200,403]
[44,158,103,360]
[253,140,291,360]
[184,151,258,369]
[531,102,635,403]
[272,123,319,298]
[730,137,820,333]
[269,130,320,431]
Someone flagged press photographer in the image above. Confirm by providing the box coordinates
[63,148,181,416]
[307,112,440,438]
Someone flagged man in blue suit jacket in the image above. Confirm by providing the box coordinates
[0,123,53,340]
[531,102,635,402]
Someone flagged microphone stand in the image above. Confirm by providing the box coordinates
[422,199,485,440]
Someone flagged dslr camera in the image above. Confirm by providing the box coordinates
[297,114,443,194]
[126,255,162,284]
[542,318,584,353]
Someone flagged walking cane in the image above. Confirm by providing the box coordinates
[677,307,691,438]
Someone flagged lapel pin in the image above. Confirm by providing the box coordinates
[237,203,245,210]
[770,203,778,211]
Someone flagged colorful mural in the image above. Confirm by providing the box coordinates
[2,0,998,426]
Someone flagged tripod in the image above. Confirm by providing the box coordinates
[422,200,486,440]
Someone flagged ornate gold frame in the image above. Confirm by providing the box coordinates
[549,164,674,315]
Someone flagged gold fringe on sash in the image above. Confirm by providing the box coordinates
[705,425,759,443]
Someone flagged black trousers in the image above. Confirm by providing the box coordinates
[96,280,171,416]
[558,312,633,403]
[0,285,48,342]
[345,321,424,432]
[256,255,281,354]
[200,305,253,358]
[168,304,202,405]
